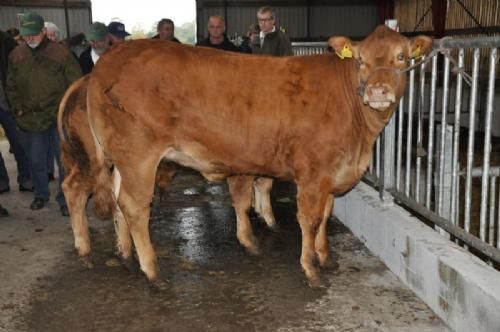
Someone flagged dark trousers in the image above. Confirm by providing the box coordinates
[24,123,65,206]
[0,109,31,188]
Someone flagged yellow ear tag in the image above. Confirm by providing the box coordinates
[412,45,422,58]
[336,44,352,59]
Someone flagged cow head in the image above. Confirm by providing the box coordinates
[328,25,433,111]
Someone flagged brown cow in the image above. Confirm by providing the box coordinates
[87,25,432,287]
[58,77,276,267]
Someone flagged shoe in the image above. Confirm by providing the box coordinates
[0,205,8,217]
[0,186,10,194]
[19,184,34,192]
[48,173,55,182]
[60,205,70,217]
[30,198,49,210]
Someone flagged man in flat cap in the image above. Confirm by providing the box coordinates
[6,12,82,216]
[79,22,110,74]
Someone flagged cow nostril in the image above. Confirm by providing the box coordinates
[370,87,386,96]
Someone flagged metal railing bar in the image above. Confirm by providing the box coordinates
[489,177,496,246]
[450,49,465,226]
[464,48,481,234]
[405,60,416,197]
[426,56,438,209]
[479,47,498,241]
[415,59,426,203]
[438,56,451,216]
[396,98,404,191]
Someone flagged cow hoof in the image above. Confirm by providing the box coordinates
[320,258,339,271]
[267,223,280,233]
[78,256,94,269]
[149,278,170,292]
[307,275,328,289]
[245,245,261,256]
[121,256,140,274]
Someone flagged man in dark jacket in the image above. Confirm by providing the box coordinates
[153,18,181,43]
[0,30,32,194]
[6,12,82,215]
[196,16,240,52]
[78,22,111,75]
[252,6,292,56]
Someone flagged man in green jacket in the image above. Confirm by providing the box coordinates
[252,6,292,56]
[6,12,82,216]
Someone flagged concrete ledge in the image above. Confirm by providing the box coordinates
[334,182,500,332]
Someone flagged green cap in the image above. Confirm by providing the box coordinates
[20,12,44,36]
[85,22,108,41]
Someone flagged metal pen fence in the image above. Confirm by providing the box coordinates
[292,36,500,266]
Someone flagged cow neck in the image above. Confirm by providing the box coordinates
[362,103,397,143]
[340,60,390,142]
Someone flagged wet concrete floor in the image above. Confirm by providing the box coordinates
[0,140,448,331]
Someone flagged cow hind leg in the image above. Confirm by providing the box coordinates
[155,161,176,202]
[113,207,139,272]
[253,177,277,230]
[62,169,93,268]
[116,164,160,284]
[228,176,260,255]
[296,177,333,288]
[111,168,138,272]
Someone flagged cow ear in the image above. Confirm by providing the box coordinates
[327,36,359,60]
[410,35,433,59]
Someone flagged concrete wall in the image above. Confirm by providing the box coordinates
[334,182,500,332]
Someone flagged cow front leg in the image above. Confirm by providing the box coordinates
[62,170,93,268]
[228,175,260,255]
[315,194,338,270]
[296,177,333,288]
[253,177,277,230]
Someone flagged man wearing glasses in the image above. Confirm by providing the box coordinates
[252,6,292,56]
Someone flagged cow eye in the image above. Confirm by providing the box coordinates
[397,52,405,61]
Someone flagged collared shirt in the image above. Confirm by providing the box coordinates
[259,26,276,46]
[91,48,100,64]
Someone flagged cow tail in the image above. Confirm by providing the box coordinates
[87,85,115,220]
[93,155,115,220]
[58,79,80,144]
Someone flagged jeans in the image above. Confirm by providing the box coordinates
[0,109,32,189]
[47,145,55,176]
[23,123,66,206]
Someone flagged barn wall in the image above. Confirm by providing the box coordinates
[196,0,379,42]
[395,0,500,34]
[0,0,91,40]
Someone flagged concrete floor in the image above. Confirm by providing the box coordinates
[0,139,449,332]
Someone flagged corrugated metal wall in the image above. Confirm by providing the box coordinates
[395,0,500,33]
[196,1,379,41]
[394,0,500,72]
[0,1,91,40]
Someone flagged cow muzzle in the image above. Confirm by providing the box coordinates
[363,84,396,111]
